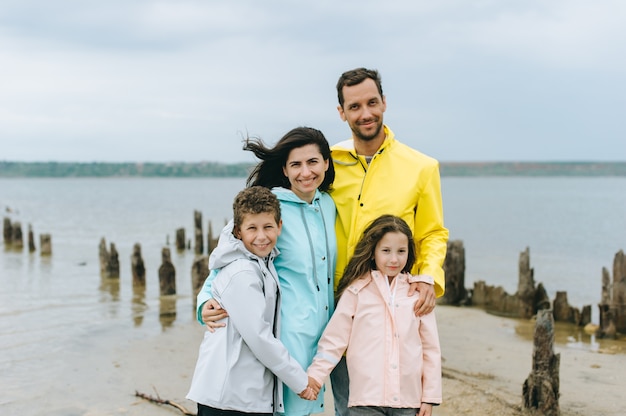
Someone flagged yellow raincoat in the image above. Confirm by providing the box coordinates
[330,126,448,297]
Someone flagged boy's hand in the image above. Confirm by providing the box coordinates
[408,282,435,316]
[202,298,228,333]
[298,377,321,400]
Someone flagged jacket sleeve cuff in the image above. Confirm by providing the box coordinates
[408,274,435,285]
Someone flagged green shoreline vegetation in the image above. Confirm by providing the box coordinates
[1,161,625,177]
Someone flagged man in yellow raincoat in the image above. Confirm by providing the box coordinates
[328,67,449,416]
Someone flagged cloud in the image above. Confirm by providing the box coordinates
[0,0,624,162]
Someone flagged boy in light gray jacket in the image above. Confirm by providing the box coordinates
[187,186,318,416]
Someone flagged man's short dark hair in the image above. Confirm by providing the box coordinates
[336,68,383,108]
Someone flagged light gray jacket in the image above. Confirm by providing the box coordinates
[186,220,308,413]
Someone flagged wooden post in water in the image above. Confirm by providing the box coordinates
[522,309,560,416]
[11,221,23,250]
[27,224,36,252]
[440,240,467,305]
[175,228,185,251]
[106,243,120,279]
[552,291,579,324]
[2,217,11,245]
[611,250,626,333]
[597,266,616,338]
[191,255,209,309]
[517,247,536,319]
[207,221,219,254]
[99,237,108,274]
[194,210,203,255]
[159,247,176,295]
[597,250,626,338]
[40,234,52,256]
[131,243,146,287]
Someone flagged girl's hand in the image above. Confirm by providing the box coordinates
[201,298,228,333]
[298,386,317,401]
[418,402,433,416]
[298,377,321,400]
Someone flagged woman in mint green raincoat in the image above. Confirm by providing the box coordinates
[197,126,337,415]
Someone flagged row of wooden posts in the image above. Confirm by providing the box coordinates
[441,241,625,416]
[98,211,221,306]
[442,241,626,338]
[2,217,52,254]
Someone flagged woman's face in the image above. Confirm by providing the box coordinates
[282,143,329,203]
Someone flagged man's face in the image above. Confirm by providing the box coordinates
[338,78,386,142]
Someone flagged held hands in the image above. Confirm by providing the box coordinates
[408,281,436,316]
[298,377,321,401]
[201,298,228,333]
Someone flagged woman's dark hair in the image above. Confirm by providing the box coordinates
[244,126,335,192]
[335,214,416,300]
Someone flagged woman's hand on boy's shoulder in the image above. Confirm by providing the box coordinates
[202,298,228,333]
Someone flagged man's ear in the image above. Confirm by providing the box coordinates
[337,104,346,122]
[232,226,241,239]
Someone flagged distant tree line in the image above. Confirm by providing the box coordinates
[439,161,626,177]
[0,161,625,177]
[0,161,253,178]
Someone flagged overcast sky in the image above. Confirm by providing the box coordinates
[1,1,625,163]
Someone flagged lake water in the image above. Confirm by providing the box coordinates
[1,176,625,412]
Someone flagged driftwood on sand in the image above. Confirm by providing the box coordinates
[135,390,195,415]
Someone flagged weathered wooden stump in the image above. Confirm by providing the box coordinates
[11,221,23,250]
[159,247,176,296]
[440,240,467,305]
[106,243,120,279]
[131,243,146,287]
[2,217,11,245]
[472,281,520,316]
[523,309,560,416]
[552,291,579,324]
[27,224,36,252]
[207,221,218,255]
[175,228,186,251]
[40,234,52,256]
[194,210,203,255]
[534,282,551,312]
[612,250,626,332]
[580,305,591,326]
[517,247,536,319]
[191,255,209,308]
[597,250,626,337]
[99,237,109,274]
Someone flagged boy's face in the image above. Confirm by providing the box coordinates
[234,212,282,258]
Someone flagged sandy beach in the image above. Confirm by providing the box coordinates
[73,305,626,416]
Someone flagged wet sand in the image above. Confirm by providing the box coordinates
[73,306,626,416]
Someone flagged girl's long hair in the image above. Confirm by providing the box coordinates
[244,126,335,192]
[335,215,416,300]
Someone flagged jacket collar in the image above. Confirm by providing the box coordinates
[272,186,321,204]
[332,125,395,158]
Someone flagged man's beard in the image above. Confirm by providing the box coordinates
[351,119,383,142]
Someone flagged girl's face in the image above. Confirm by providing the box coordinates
[282,144,329,203]
[374,231,409,278]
